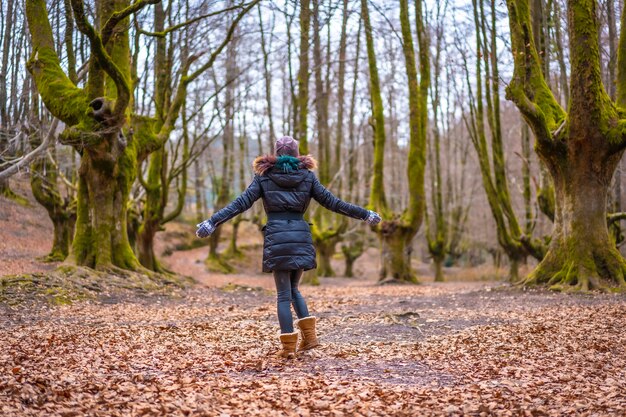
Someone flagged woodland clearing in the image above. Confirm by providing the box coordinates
[1,191,625,416]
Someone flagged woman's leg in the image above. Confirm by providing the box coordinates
[273,270,295,333]
[292,269,319,350]
[290,269,310,319]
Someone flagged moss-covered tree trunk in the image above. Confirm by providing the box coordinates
[313,225,347,277]
[341,238,363,278]
[0,177,28,205]
[27,0,256,273]
[308,0,347,279]
[73,135,139,270]
[379,226,415,282]
[462,0,531,280]
[205,31,238,274]
[26,0,143,271]
[225,122,247,260]
[505,0,626,291]
[30,146,75,262]
[361,0,428,283]
[527,155,625,290]
[136,2,169,272]
[433,254,444,283]
[341,21,366,279]
[295,0,319,285]
[50,215,74,261]
[136,149,164,271]
[206,175,235,273]
[425,2,448,283]
[195,159,205,224]
[134,1,191,273]
[316,238,336,277]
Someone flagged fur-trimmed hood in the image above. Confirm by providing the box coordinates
[253,154,318,176]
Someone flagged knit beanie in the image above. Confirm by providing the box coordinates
[275,136,300,157]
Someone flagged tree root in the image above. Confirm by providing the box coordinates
[38,252,67,263]
[523,247,626,292]
[223,247,245,260]
[377,277,418,286]
[205,254,235,274]
[1,186,29,206]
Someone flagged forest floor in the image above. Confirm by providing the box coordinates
[1,185,625,416]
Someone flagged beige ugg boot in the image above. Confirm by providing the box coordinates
[277,332,299,358]
[297,316,320,351]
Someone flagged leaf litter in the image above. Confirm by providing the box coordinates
[0,281,625,416]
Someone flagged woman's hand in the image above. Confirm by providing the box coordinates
[365,210,381,226]
[196,220,216,238]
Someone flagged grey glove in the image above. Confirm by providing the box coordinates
[365,210,381,226]
[196,220,216,238]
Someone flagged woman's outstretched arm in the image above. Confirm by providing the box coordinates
[196,176,263,237]
[310,174,380,224]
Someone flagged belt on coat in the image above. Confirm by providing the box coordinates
[267,212,304,221]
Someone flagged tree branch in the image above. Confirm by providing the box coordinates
[149,0,258,154]
[566,0,612,131]
[504,0,565,150]
[71,0,131,119]
[25,0,88,126]
[186,0,260,83]
[102,0,161,46]
[607,211,626,226]
[139,2,253,38]
[0,119,59,181]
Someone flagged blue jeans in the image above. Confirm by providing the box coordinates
[273,269,310,333]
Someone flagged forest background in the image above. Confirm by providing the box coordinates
[3,0,613,285]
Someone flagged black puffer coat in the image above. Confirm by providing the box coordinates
[208,155,369,272]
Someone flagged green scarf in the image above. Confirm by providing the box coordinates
[275,155,301,173]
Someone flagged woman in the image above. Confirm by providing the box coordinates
[196,136,381,358]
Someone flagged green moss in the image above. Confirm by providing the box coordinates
[25,0,90,125]
[400,0,428,233]
[505,0,565,142]
[205,254,235,274]
[0,265,192,306]
[1,185,29,206]
[220,282,264,293]
[70,175,91,266]
[26,47,88,126]
[131,114,159,157]
[361,0,387,215]
[0,273,90,306]
[44,287,78,305]
[525,236,626,292]
[40,252,67,263]
[379,226,420,284]
[341,239,365,277]
[301,270,320,286]
[315,239,337,277]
